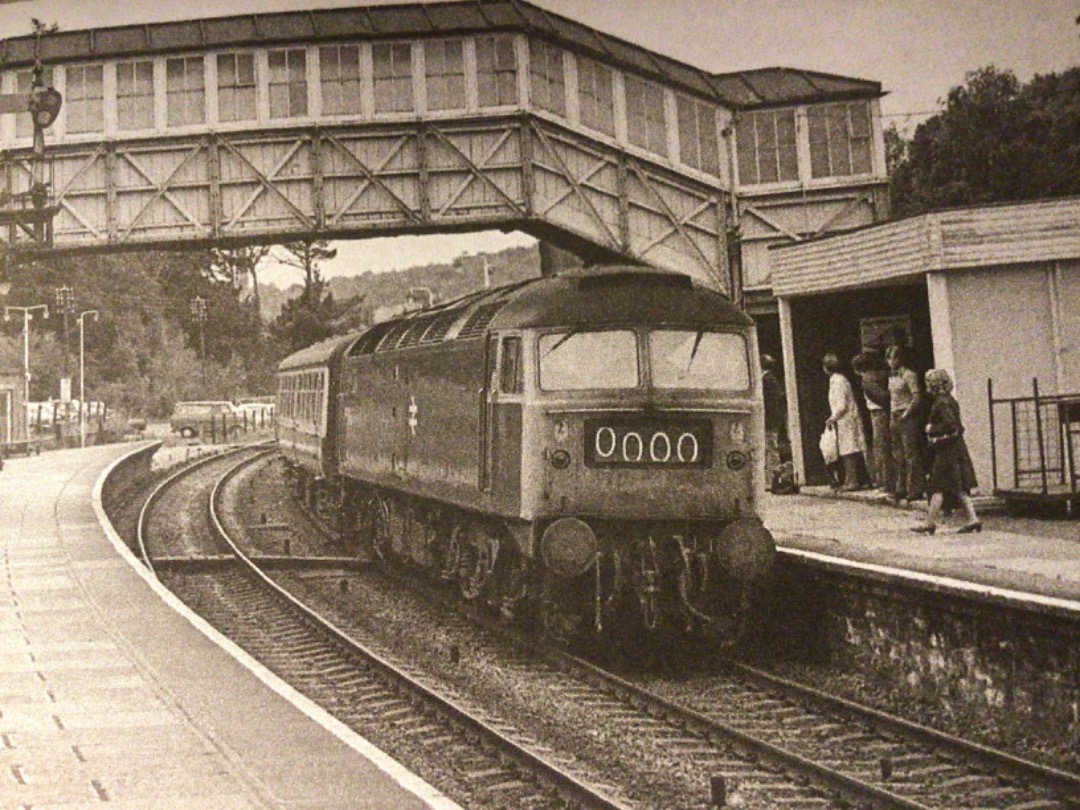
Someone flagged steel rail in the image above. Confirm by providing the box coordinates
[207,451,633,810]
[135,445,260,574]
[731,660,1080,799]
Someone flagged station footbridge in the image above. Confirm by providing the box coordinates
[0,0,889,303]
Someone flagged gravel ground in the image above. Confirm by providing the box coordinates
[216,467,822,808]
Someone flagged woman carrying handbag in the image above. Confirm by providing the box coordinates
[911,368,981,535]
[822,353,867,491]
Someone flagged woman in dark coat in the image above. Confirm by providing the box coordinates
[911,368,981,534]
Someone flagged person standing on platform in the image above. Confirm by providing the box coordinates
[886,345,924,505]
[852,349,894,497]
[823,353,867,491]
[911,368,981,534]
[761,354,787,480]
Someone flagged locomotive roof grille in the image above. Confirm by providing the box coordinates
[348,320,397,356]
[419,309,462,344]
[455,301,506,340]
[574,270,695,292]
[396,313,441,349]
[375,320,414,352]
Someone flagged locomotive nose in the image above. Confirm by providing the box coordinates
[540,517,597,577]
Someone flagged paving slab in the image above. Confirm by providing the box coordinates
[0,443,461,810]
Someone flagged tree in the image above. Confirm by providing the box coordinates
[890,65,1080,217]
[210,245,273,312]
[271,240,337,292]
[268,240,340,352]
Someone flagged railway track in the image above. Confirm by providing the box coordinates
[136,449,1080,810]
[138,448,632,810]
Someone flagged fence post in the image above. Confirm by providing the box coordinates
[1033,378,1049,495]
[987,379,997,494]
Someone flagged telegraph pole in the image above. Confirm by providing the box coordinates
[190,296,208,391]
[55,285,75,404]
[4,303,49,448]
[77,309,97,448]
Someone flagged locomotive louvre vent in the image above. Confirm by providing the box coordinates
[419,309,462,345]
[375,320,413,352]
[455,302,506,341]
[349,321,397,356]
[396,314,440,349]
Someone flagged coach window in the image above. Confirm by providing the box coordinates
[735,108,798,185]
[217,53,257,123]
[269,48,308,119]
[499,336,523,394]
[15,66,53,138]
[625,75,667,157]
[65,64,105,134]
[476,35,517,108]
[320,45,362,116]
[677,94,720,176]
[117,59,155,131]
[166,57,205,127]
[577,55,614,136]
[373,42,414,114]
[808,101,872,178]
[425,39,466,112]
[529,40,565,117]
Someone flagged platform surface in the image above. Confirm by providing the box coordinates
[0,443,457,810]
[763,486,1080,610]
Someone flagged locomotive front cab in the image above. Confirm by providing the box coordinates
[518,322,775,643]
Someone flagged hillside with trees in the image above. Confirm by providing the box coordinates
[0,241,541,422]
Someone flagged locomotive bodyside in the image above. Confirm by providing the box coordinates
[283,267,774,646]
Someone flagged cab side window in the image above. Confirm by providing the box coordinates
[499,336,523,394]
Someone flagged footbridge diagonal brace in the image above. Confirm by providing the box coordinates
[323,131,424,227]
[116,140,211,242]
[427,126,525,220]
[220,137,314,232]
[529,121,621,251]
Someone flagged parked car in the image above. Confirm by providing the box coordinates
[169,400,240,439]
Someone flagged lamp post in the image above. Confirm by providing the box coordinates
[77,309,97,449]
[4,303,49,448]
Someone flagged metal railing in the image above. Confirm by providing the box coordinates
[988,378,1080,502]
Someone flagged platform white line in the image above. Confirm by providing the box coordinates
[92,443,464,810]
[778,543,1080,616]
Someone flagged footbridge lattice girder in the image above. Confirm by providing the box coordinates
[3,114,731,290]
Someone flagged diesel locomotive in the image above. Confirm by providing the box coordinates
[277,266,775,647]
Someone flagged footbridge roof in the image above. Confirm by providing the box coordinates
[0,0,881,109]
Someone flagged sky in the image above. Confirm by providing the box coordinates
[1,0,1077,286]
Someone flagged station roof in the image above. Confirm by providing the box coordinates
[770,196,1080,298]
[0,0,882,109]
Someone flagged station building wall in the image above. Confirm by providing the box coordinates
[930,260,1080,492]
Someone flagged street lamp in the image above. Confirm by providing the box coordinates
[4,303,49,450]
[77,309,97,449]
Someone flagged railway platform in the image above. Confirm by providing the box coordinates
[0,443,459,810]
[764,486,1080,608]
